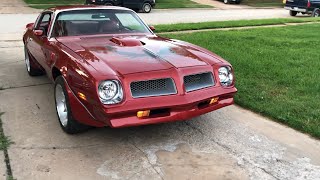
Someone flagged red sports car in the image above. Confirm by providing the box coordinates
[23,6,237,134]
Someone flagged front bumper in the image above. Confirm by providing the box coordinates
[102,84,237,128]
[109,94,235,128]
[284,6,312,13]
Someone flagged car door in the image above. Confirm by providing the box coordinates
[123,0,141,9]
[26,12,53,73]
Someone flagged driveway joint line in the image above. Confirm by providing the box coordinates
[0,113,13,179]
[0,82,51,91]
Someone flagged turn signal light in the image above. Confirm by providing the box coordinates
[137,110,150,118]
[209,97,219,105]
[78,92,87,101]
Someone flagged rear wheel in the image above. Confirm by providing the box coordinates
[54,76,90,134]
[289,10,298,16]
[312,8,320,17]
[224,0,229,4]
[142,3,152,13]
[235,0,241,4]
[24,46,44,76]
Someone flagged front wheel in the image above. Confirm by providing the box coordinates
[105,3,113,6]
[142,3,152,13]
[289,10,298,16]
[312,8,320,17]
[224,0,229,4]
[54,76,90,134]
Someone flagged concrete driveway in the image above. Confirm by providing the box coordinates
[0,2,320,180]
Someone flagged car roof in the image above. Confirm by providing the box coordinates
[46,5,131,12]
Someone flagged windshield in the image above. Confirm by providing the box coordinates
[52,9,151,37]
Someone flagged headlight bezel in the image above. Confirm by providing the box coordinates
[98,80,124,105]
[218,66,234,87]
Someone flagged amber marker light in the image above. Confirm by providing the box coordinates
[137,110,150,118]
[78,92,87,101]
[209,97,219,105]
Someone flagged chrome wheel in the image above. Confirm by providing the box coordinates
[315,11,319,17]
[55,84,68,127]
[143,3,151,13]
[24,47,30,72]
[224,0,229,4]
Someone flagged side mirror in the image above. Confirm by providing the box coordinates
[149,26,156,31]
[33,30,44,36]
[26,23,34,29]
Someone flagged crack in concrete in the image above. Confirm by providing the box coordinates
[0,82,51,91]
[0,60,24,66]
[129,139,164,180]
[12,144,104,150]
[183,121,281,180]
[0,112,13,179]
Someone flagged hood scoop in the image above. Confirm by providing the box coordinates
[110,37,145,47]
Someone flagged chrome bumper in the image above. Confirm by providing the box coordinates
[284,6,308,13]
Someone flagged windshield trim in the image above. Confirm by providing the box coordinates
[48,8,154,39]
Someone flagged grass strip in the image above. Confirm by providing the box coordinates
[154,18,320,33]
[162,23,320,138]
[0,113,14,180]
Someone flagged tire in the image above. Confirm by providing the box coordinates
[105,3,113,6]
[289,10,298,16]
[224,0,229,4]
[235,0,241,4]
[142,3,152,13]
[24,46,44,76]
[312,8,320,17]
[54,76,90,134]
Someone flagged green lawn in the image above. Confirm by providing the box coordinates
[163,24,320,138]
[155,18,320,33]
[24,0,212,9]
[242,0,283,7]
[0,113,12,151]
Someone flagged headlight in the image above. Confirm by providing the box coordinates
[218,66,234,87]
[98,80,123,105]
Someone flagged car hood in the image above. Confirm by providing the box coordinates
[57,35,222,75]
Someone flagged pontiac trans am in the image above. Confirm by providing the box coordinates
[23,6,237,134]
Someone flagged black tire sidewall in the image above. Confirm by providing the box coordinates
[290,10,297,16]
[312,9,320,17]
[54,76,89,134]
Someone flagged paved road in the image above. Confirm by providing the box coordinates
[0,2,320,180]
[0,8,294,34]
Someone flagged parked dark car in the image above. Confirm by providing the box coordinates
[222,0,242,4]
[284,0,320,17]
[85,0,156,13]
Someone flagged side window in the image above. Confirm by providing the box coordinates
[35,13,52,36]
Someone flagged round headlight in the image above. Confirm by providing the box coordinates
[218,66,234,87]
[98,80,123,104]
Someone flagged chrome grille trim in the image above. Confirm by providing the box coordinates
[130,78,177,98]
[184,72,215,92]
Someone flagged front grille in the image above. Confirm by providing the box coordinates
[130,78,177,98]
[184,72,214,92]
